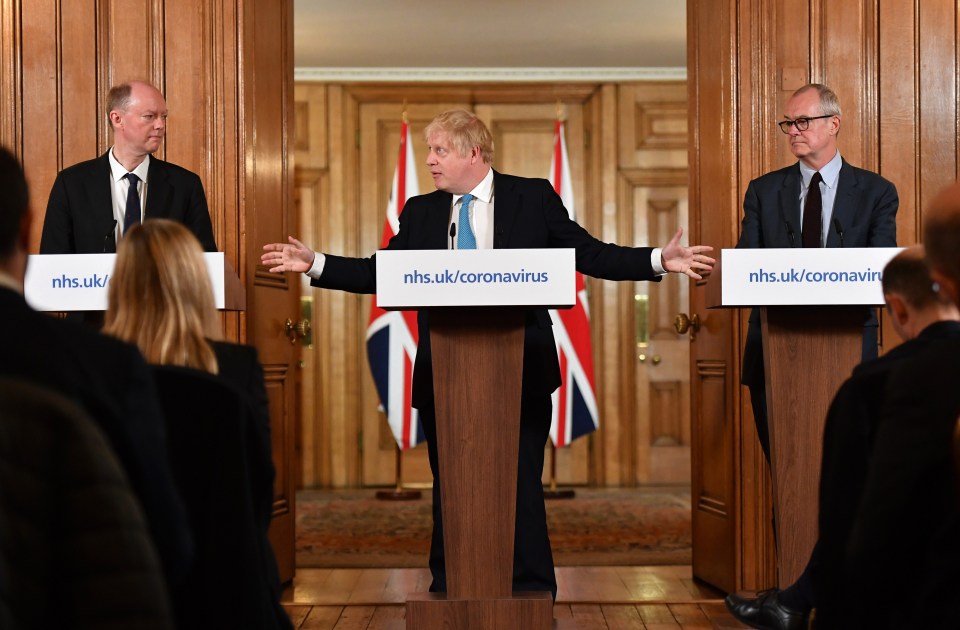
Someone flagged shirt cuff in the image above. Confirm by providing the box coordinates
[306,252,326,279]
[651,248,666,276]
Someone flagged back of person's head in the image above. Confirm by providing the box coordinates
[882,246,953,309]
[925,182,960,302]
[103,219,220,373]
[424,110,495,163]
[0,146,29,260]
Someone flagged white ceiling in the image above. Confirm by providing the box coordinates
[293,0,686,70]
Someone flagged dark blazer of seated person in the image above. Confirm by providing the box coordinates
[0,377,174,630]
[150,364,289,630]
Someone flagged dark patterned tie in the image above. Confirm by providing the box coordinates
[123,172,141,235]
[802,171,822,248]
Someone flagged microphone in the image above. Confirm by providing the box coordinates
[449,222,456,250]
[784,221,796,247]
[833,217,845,248]
[102,219,118,253]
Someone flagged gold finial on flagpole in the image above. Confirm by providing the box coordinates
[402,99,408,124]
[555,99,563,122]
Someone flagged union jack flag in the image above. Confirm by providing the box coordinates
[366,119,423,450]
[548,119,600,447]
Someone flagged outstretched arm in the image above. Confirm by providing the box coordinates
[261,236,316,273]
[660,227,715,280]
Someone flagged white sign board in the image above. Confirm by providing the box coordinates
[375,249,575,309]
[719,247,903,306]
[25,253,227,311]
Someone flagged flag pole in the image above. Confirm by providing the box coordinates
[543,442,575,500]
[376,441,422,501]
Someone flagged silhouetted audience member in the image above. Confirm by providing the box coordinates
[814,247,960,628]
[842,185,960,629]
[0,146,192,593]
[103,218,290,630]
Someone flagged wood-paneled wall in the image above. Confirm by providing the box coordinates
[294,82,692,490]
[688,0,960,592]
[1,0,298,580]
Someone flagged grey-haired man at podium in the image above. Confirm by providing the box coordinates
[726,84,898,629]
[40,80,217,255]
[262,109,714,599]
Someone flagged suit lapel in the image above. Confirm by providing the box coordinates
[492,170,520,249]
[145,158,172,219]
[827,160,860,247]
[92,153,115,232]
[778,165,802,247]
[424,191,453,249]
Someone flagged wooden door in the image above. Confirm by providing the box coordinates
[245,0,298,583]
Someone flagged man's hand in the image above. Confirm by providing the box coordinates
[261,236,316,273]
[661,227,715,280]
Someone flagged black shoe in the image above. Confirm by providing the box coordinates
[724,588,810,630]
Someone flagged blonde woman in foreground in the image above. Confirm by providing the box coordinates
[103,218,291,630]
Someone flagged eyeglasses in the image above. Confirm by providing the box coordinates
[778,115,834,134]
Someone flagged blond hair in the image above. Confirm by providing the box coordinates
[104,219,220,373]
[424,109,495,163]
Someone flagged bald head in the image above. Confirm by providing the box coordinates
[924,182,960,307]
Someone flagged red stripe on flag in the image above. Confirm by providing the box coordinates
[401,350,414,449]
[553,119,563,197]
[557,348,569,447]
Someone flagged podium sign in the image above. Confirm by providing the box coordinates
[375,248,575,309]
[25,253,231,311]
[718,247,903,306]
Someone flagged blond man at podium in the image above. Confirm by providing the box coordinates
[262,109,714,598]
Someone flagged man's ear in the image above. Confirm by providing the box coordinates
[885,293,909,327]
[931,268,960,307]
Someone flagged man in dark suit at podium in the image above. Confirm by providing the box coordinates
[839,185,960,629]
[262,109,715,598]
[726,83,898,629]
[0,146,192,591]
[40,80,217,254]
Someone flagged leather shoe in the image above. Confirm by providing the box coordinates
[724,588,809,630]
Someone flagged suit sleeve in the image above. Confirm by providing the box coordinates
[736,181,763,249]
[536,181,655,281]
[40,174,74,254]
[866,178,898,247]
[184,173,218,252]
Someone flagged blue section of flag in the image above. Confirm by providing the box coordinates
[570,380,598,442]
[366,326,391,415]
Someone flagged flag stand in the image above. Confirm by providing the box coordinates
[543,442,575,499]
[376,443,421,501]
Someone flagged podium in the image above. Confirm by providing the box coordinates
[24,253,245,312]
[377,249,575,630]
[706,247,900,586]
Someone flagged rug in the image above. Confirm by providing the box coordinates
[296,487,691,568]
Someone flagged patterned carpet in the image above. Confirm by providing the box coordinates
[296,486,691,568]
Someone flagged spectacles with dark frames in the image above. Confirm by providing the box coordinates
[778,114,834,134]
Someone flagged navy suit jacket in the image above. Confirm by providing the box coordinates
[736,160,898,386]
[313,170,659,409]
[40,151,217,254]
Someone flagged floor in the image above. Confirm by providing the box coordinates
[280,566,750,629]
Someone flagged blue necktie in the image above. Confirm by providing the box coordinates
[123,172,141,234]
[457,194,477,250]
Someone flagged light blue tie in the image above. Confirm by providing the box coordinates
[457,194,477,250]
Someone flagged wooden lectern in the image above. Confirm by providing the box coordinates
[376,249,575,630]
[707,247,900,586]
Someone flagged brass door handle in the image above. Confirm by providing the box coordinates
[674,313,700,339]
[638,353,662,365]
[285,318,311,344]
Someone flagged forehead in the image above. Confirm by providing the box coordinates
[128,86,168,112]
[785,90,821,117]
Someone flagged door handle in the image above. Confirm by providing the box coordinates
[674,313,700,340]
[285,318,311,345]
